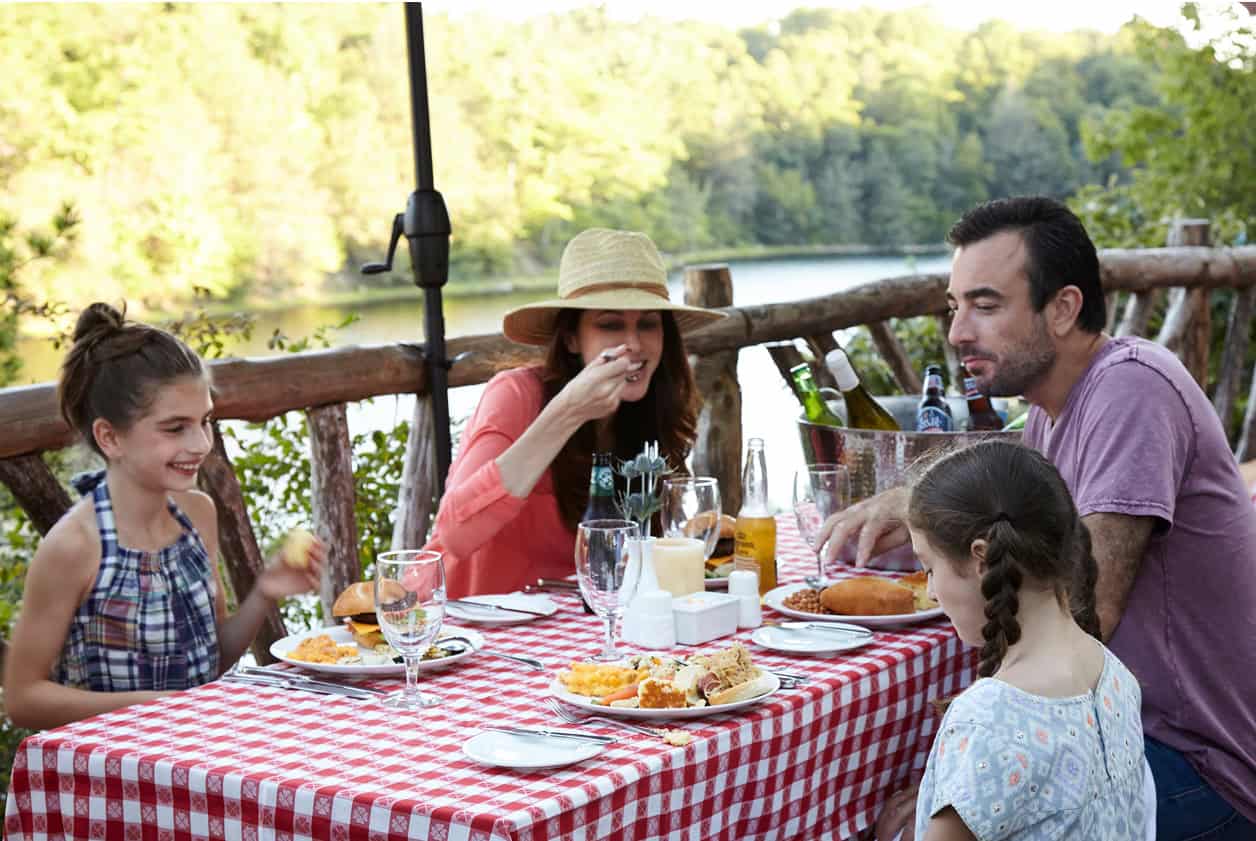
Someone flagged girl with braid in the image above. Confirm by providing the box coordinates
[904,440,1147,841]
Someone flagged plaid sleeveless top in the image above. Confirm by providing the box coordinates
[53,471,220,691]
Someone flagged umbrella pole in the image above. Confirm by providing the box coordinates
[402,3,453,499]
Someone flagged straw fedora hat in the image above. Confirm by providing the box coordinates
[502,228,726,346]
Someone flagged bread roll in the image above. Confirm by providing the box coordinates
[820,577,914,616]
[706,672,775,706]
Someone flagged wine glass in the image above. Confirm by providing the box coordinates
[574,519,640,661]
[793,463,851,580]
[375,550,446,710]
[658,477,722,595]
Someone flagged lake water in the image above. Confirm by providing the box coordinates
[16,253,952,511]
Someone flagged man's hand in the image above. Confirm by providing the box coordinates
[818,486,911,567]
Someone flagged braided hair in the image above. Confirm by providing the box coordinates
[908,440,1093,678]
[58,302,207,458]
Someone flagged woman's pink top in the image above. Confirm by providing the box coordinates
[426,367,577,598]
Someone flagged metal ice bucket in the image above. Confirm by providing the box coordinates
[798,403,1021,569]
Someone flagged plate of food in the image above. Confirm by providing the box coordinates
[270,582,484,675]
[550,643,779,719]
[445,593,559,625]
[764,573,944,628]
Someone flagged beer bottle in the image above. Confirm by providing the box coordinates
[578,452,616,613]
[789,363,843,427]
[961,368,1002,431]
[582,452,618,520]
[734,438,777,595]
[916,364,953,432]
[824,348,900,431]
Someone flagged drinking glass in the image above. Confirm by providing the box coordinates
[574,519,640,661]
[793,463,851,579]
[658,476,722,595]
[375,550,446,710]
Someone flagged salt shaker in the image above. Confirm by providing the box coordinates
[727,569,762,628]
[636,589,677,649]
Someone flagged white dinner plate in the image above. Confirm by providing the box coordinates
[270,625,484,676]
[445,593,559,625]
[764,582,945,628]
[462,730,604,770]
[549,671,780,719]
[750,622,873,656]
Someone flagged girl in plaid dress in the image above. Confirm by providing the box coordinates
[4,303,323,729]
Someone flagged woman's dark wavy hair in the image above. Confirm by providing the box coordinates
[541,309,698,531]
[58,302,207,457]
[908,440,1100,678]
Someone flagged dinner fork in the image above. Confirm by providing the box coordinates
[545,698,660,737]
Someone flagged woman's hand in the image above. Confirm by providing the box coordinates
[553,344,638,425]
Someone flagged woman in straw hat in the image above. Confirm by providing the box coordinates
[426,228,725,597]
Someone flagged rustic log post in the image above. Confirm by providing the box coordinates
[1116,290,1160,338]
[1214,285,1255,440]
[392,395,436,550]
[306,403,360,625]
[1104,291,1120,334]
[1237,363,1256,462]
[765,341,808,393]
[684,264,742,515]
[0,453,73,536]
[866,321,922,394]
[197,424,285,665]
[1158,221,1212,388]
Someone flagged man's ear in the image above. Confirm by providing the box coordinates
[1048,285,1085,337]
[92,418,123,462]
[970,537,989,575]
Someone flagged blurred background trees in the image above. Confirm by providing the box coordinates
[0,2,1249,318]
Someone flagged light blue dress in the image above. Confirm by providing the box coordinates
[914,646,1146,840]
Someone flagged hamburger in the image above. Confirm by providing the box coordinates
[332,581,384,647]
[687,513,736,578]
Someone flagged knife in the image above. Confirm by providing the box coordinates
[447,598,551,618]
[488,726,615,744]
[227,669,383,699]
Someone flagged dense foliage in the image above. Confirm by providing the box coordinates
[0,2,1180,311]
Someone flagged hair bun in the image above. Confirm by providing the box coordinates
[72,302,126,345]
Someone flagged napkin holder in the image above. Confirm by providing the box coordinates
[671,591,740,645]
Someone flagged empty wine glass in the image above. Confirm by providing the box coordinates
[574,519,640,661]
[375,550,445,710]
[793,463,851,580]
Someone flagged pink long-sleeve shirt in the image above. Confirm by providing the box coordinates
[426,367,578,598]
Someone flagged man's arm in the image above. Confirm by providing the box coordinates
[1082,512,1156,641]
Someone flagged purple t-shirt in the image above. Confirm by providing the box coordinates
[1025,336,1256,821]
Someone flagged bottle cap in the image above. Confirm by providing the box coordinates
[824,349,859,392]
[727,569,759,597]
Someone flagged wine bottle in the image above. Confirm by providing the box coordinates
[789,363,843,427]
[824,349,900,431]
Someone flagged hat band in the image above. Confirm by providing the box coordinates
[563,280,669,301]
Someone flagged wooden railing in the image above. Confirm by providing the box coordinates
[2,238,1254,662]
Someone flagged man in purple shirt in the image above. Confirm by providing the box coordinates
[828,197,1256,840]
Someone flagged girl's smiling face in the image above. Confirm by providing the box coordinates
[97,374,215,492]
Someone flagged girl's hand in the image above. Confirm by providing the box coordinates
[258,535,325,600]
[556,344,637,424]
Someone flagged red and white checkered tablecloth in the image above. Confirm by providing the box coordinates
[5,516,975,841]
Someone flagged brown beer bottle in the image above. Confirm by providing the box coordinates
[961,369,1002,431]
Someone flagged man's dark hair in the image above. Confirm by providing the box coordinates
[948,196,1105,333]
